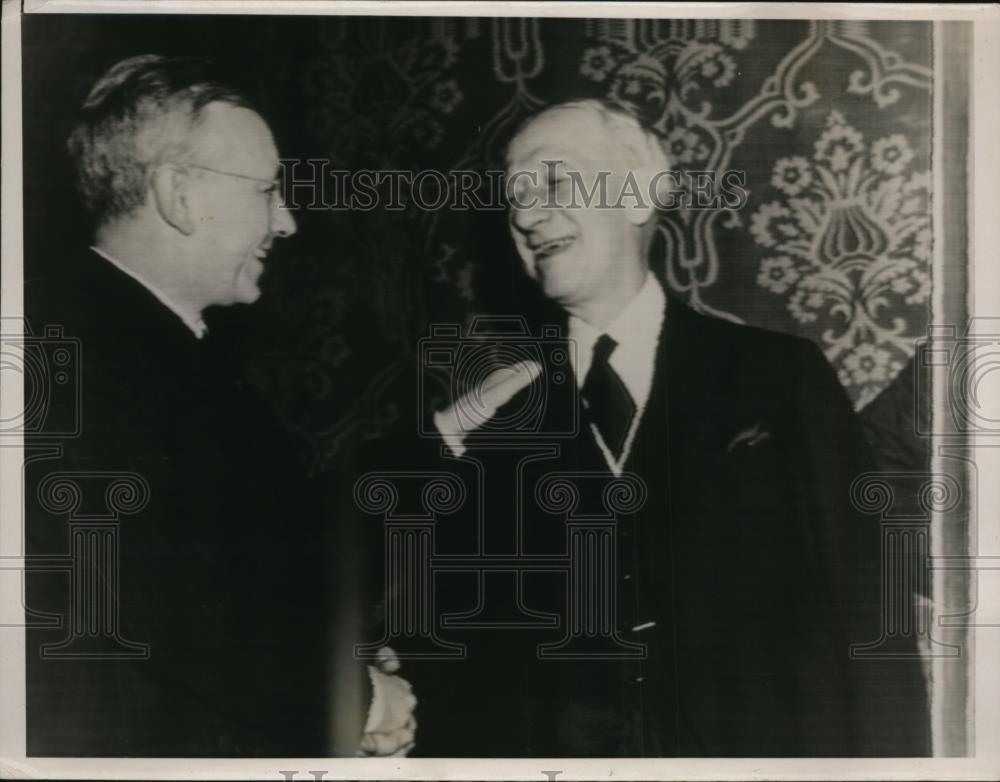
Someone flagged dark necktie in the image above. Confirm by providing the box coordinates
[581,334,636,459]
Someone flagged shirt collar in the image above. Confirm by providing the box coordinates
[568,272,667,411]
[90,245,207,339]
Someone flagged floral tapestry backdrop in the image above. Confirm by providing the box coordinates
[242,18,932,465]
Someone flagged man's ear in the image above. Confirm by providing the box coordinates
[623,166,658,228]
[150,164,195,236]
[626,200,656,228]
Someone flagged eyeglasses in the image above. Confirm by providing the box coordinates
[182,163,283,206]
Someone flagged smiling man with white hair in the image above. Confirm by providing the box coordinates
[506,100,667,334]
[421,97,929,757]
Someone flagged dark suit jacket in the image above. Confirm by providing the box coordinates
[392,295,929,757]
[24,249,333,756]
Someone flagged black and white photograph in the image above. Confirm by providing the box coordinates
[1,2,998,779]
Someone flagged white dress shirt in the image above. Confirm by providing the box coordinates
[90,245,207,339]
[435,273,667,468]
[568,272,667,475]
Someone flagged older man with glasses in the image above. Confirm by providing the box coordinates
[25,54,413,758]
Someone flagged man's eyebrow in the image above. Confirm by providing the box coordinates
[510,146,561,164]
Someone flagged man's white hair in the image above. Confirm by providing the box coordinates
[555,98,671,176]
[508,98,673,212]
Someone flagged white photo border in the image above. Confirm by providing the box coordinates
[2,2,999,779]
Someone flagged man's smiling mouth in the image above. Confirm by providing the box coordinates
[531,236,574,260]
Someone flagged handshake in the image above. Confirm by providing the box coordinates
[359,647,417,756]
[361,360,544,755]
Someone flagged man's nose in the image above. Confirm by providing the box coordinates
[270,197,297,238]
[510,202,550,233]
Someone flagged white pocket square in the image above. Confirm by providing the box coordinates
[726,422,773,452]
